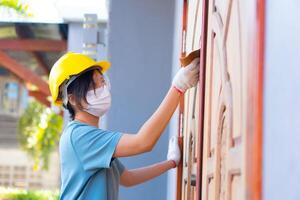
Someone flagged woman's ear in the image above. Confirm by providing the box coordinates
[68,94,76,106]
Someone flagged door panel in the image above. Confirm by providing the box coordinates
[180,0,203,199]
[178,0,262,199]
[201,0,258,199]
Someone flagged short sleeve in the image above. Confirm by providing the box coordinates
[71,126,122,171]
[114,158,125,175]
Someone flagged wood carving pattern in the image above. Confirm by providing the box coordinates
[202,0,245,199]
[180,0,202,199]
[179,0,260,198]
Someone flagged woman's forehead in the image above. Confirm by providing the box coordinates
[93,69,104,79]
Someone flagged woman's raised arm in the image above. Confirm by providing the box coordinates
[113,57,200,157]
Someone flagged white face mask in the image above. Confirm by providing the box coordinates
[83,85,111,117]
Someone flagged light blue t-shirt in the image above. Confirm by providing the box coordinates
[59,120,124,200]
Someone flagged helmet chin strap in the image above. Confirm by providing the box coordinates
[62,75,79,107]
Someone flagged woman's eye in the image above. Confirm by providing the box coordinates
[95,77,105,88]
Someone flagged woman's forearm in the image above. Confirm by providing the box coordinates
[137,87,181,150]
[121,160,175,187]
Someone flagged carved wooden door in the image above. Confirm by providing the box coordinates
[178,0,264,199]
[178,0,203,199]
[200,0,263,199]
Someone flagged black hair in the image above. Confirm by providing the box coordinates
[62,69,99,120]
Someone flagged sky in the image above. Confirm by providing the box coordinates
[0,0,108,23]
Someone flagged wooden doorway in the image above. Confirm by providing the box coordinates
[177,0,264,199]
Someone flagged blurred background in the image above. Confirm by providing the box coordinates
[0,0,299,200]
[0,0,179,199]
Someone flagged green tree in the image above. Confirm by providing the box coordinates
[0,0,30,16]
[18,100,63,170]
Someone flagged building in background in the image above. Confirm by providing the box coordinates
[0,23,66,190]
[0,0,110,191]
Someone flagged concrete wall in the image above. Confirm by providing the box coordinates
[106,1,176,199]
[68,22,107,55]
[67,23,83,53]
[263,0,300,199]
[167,1,183,200]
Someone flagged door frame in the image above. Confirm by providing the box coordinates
[176,0,265,199]
[246,0,265,199]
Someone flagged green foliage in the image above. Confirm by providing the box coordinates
[0,188,59,200]
[18,100,63,171]
[0,0,30,16]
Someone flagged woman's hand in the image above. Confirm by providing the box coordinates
[167,136,181,167]
[172,57,200,93]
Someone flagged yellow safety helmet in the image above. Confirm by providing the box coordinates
[49,52,111,106]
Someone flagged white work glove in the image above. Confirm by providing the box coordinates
[167,136,181,167]
[172,58,200,93]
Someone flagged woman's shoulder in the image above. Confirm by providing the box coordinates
[68,121,120,140]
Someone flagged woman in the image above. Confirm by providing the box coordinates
[48,52,200,200]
